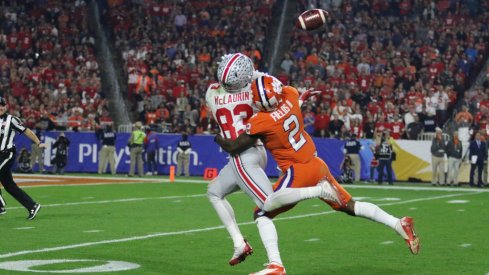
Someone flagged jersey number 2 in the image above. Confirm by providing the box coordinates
[283,115,306,151]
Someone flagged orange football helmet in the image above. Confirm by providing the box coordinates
[251,75,283,112]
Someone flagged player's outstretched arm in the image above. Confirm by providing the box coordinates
[215,134,258,155]
[298,88,321,107]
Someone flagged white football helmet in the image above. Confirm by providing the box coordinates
[216,53,254,93]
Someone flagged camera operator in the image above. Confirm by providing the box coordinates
[52,132,70,174]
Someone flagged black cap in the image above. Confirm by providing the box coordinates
[0,97,6,106]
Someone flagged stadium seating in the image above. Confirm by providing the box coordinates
[107,0,275,133]
[285,0,489,139]
[0,0,111,131]
[2,0,488,139]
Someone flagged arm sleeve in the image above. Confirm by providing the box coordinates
[11,116,26,133]
[282,86,300,103]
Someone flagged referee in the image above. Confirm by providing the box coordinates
[0,97,45,220]
[97,124,117,175]
[176,133,191,176]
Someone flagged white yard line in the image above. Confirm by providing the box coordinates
[14,174,161,182]
[8,183,487,210]
[18,179,198,189]
[0,191,482,259]
[19,178,198,189]
[6,194,208,210]
[19,175,489,192]
[344,184,489,192]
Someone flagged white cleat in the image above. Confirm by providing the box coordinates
[318,179,341,205]
[229,239,253,266]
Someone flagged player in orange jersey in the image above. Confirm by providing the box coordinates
[216,75,420,257]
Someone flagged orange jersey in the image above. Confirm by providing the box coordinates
[246,86,316,172]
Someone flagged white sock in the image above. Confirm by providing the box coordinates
[354,201,400,232]
[263,186,321,212]
[0,193,5,207]
[256,216,282,265]
[209,196,244,248]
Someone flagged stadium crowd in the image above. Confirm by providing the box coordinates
[1,0,488,142]
[0,0,112,132]
[282,0,489,140]
[106,0,489,141]
[107,0,274,133]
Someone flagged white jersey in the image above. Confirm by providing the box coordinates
[206,71,268,140]
[206,71,272,208]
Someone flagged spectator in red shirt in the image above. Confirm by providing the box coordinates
[172,80,188,99]
[314,107,330,138]
[349,118,364,139]
[390,116,406,139]
[68,110,84,131]
[374,115,392,137]
[145,107,157,125]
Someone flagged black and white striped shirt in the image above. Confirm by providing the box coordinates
[0,114,26,151]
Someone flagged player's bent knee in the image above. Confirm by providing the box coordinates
[207,183,222,201]
[262,199,275,212]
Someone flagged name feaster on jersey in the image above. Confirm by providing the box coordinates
[214,91,250,105]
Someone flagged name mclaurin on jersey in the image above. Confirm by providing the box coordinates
[214,91,250,105]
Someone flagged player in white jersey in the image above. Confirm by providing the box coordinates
[206,53,285,274]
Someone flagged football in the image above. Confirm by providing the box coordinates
[295,9,328,31]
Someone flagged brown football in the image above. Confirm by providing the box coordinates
[295,9,328,31]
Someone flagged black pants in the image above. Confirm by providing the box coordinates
[469,161,484,187]
[146,151,157,173]
[0,150,36,210]
[377,159,393,185]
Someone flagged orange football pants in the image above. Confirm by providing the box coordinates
[271,156,351,213]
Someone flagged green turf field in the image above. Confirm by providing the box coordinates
[0,177,488,274]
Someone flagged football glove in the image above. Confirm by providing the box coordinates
[299,88,321,102]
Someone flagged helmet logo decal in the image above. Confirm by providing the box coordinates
[257,77,270,109]
[220,53,241,85]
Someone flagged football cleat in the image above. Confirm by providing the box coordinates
[250,262,286,275]
[318,179,342,206]
[229,239,253,266]
[27,203,41,220]
[0,206,6,215]
[399,217,420,255]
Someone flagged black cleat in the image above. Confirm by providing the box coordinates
[0,207,6,215]
[27,203,41,220]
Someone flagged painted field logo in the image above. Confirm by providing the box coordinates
[0,259,140,273]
